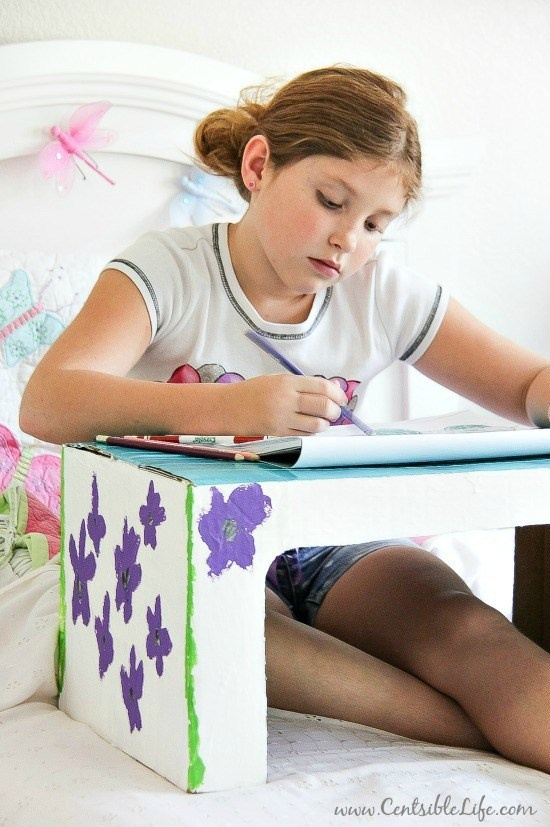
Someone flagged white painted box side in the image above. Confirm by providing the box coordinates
[60,447,190,789]
[190,482,274,790]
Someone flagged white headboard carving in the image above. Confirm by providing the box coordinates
[0,40,259,163]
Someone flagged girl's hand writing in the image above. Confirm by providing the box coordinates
[226,374,349,436]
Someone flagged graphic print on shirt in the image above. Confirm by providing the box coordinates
[167,363,360,425]
[168,363,245,385]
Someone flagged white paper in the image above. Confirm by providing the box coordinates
[281,410,550,468]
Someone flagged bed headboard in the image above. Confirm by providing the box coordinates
[0,40,260,256]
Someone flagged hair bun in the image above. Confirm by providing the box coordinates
[192,99,265,201]
[240,100,264,126]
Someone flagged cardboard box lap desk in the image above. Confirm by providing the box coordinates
[59,442,550,792]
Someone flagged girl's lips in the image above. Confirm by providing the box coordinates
[308,257,340,278]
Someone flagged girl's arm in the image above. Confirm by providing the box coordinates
[20,270,346,444]
[413,297,550,425]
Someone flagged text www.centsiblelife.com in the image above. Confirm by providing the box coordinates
[334,794,537,821]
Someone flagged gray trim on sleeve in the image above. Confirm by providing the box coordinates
[399,285,443,361]
[109,258,161,330]
[212,224,332,340]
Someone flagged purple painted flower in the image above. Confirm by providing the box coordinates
[69,519,96,625]
[198,484,272,577]
[94,592,114,679]
[87,473,106,556]
[139,480,166,549]
[115,518,142,623]
[146,595,173,677]
[120,645,144,733]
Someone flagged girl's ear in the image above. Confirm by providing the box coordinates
[240,135,271,190]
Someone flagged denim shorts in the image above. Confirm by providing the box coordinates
[265,540,422,626]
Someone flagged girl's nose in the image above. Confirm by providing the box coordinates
[329,225,357,253]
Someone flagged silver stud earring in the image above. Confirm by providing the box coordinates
[248,181,255,189]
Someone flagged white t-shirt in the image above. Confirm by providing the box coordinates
[106,222,448,422]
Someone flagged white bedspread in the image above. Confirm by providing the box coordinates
[1,563,548,826]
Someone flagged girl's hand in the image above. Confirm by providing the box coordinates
[227,374,349,436]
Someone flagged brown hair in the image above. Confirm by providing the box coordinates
[193,65,422,205]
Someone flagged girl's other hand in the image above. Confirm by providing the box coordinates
[227,374,349,436]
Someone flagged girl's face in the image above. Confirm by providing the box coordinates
[249,152,407,298]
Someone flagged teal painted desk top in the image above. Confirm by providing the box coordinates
[69,443,550,487]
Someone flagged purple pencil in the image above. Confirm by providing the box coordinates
[245,329,374,435]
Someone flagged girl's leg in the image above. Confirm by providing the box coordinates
[312,545,550,773]
[264,589,491,750]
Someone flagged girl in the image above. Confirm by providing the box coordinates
[20,66,550,772]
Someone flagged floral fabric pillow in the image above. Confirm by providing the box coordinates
[0,249,103,514]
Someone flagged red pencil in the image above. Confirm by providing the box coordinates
[95,435,260,462]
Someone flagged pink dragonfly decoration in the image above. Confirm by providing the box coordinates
[38,101,116,194]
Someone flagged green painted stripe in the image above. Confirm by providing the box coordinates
[57,447,67,694]
[185,485,205,791]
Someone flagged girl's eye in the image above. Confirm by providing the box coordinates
[318,191,383,233]
[317,192,341,209]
